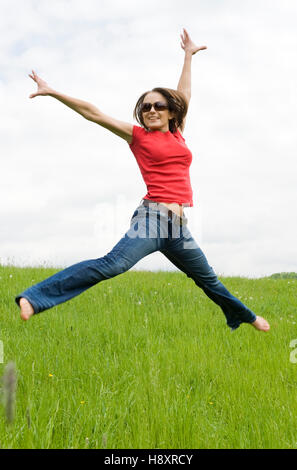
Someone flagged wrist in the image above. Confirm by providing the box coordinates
[48,89,58,97]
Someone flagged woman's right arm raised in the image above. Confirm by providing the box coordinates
[28,70,133,144]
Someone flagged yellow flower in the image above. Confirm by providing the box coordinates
[209,402,214,405]
[48,374,53,377]
[80,400,86,404]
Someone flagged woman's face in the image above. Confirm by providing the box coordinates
[141,91,174,132]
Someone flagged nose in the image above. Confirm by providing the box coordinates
[148,105,158,115]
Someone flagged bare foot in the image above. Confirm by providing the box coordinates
[19,298,35,321]
[251,315,270,332]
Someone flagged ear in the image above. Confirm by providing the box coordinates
[168,110,175,120]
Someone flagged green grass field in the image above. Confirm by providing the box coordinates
[0,264,297,449]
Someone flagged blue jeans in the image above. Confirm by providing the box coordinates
[15,200,256,330]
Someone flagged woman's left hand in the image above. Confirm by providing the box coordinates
[180,28,207,55]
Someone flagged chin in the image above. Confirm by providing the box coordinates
[147,122,161,130]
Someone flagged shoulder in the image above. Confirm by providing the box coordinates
[173,128,186,142]
[129,125,147,147]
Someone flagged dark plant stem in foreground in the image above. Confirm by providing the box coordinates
[2,361,17,424]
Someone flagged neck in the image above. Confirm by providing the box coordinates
[148,125,169,133]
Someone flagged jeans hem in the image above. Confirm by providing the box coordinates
[229,313,257,331]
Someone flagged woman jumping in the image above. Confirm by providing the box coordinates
[16,29,270,332]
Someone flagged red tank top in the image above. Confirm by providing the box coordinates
[128,125,193,207]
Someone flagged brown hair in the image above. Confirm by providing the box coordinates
[133,87,188,133]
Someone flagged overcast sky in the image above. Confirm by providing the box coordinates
[1,0,296,278]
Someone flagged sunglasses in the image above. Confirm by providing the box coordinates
[141,101,169,113]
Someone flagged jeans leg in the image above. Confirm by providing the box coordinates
[160,226,257,330]
[15,207,159,314]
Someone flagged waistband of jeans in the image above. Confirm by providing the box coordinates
[140,199,187,224]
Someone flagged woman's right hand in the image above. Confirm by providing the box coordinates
[28,70,53,98]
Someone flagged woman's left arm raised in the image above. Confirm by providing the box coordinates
[177,28,207,132]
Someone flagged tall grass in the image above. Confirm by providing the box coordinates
[0,265,297,449]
